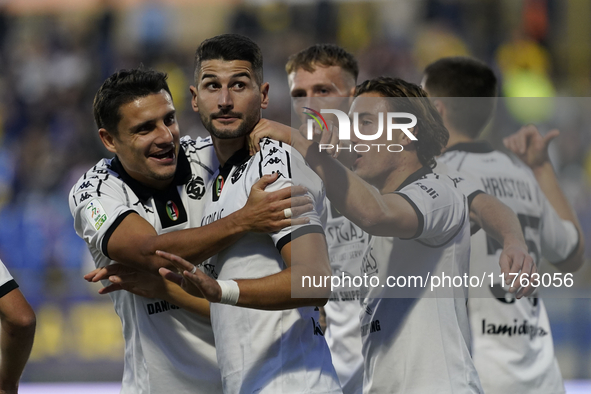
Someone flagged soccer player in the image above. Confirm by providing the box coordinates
[423,56,584,394]
[0,260,35,394]
[155,34,341,394]
[250,76,537,393]
[70,68,312,394]
[285,44,367,394]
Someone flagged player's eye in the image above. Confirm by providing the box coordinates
[164,114,176,126]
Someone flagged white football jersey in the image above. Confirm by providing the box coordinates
[359,167,483,394]
[0,260,18,298]
[324,199,368,394]
[200,138,341,394]
[70,136,222,394]
[439,141,578,394]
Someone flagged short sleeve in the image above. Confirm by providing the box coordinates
[539,193,579,264]
[396,178,468,247]
[0,260,18,298]
[69,169,137,260]
[246,138,326,251]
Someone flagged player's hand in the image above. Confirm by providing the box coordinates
[503,125,560,169]
[248,118,296,155]
[238,172,314,233]
[85,264,166,298]
[157,251,223,303]
[498,243,538,298]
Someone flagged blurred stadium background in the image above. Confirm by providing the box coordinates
[0,0,589,391]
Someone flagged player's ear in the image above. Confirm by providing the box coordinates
[400,127,418,146]
[189,85,199,113]
[432,99,445,118]
[98,128,117,153]
[260,82,269,110]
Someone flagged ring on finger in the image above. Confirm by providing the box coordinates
[283,208,292,219]
[190,265,198,274]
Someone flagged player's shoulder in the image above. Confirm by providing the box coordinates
[70,158,120,196]
[248,137,294,179]
[180,135,213,152]
[399,169,464,206]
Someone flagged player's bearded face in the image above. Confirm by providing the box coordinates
[200,107,260,140]
[192,59,269,140]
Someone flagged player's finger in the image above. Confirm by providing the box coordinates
[251,173,279,192]
[265,185,309,203]
[288,203,314,218]
[156,250,194,272]
[329,122,340,158]
[84,267,103,282]
[542,129,560,148]
[276,196,312,210]
[98,283,124,295]
[498,252,512,285]
[159,267,184,286]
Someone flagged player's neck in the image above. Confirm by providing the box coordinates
[444,129,474,151]
[380,156,423,194]
[211,135,248,167]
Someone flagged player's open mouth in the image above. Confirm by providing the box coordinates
[150,147,175,162]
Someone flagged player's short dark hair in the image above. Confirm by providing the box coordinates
[194,34,263,85]
[93,68,171,135]
[285,43,358,82]
[423,57,497,138]
[355,76,449,169]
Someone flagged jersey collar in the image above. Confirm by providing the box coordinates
[395,166,433,191]
[444,141,494,154]
[110,148,192,202]
[218,148,250,181]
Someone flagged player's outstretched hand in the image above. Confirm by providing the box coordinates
[498,243,538,298]
[239,172,314,233]
[84,263,167,299]
[157,250,222,303]
[503,125,560,169]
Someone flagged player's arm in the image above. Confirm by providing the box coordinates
[95,173,312,274]
[470,193,536,295]
[504,125,584,272]
[86,264,210,318]
[249,120,420,237]
[0,288,36,394]
[158,232,332,310]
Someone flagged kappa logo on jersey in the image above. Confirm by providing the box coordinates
[202,263,218,279]
[133,200,153,213]
[79,192,92,203]
[264,157,284,167]
[265,147,279,157]
[231,162,248,184]
[166,201,180,221]
[186,175,206,200]
[271,170,286,179]
[415,182,439,199]
[77,181,93,191]
[311,317,324,336]
[85,199,108,231]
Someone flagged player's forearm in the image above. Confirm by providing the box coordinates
[161,282,210,319]
[471,193,526,248]
[532,162,584,271]
[293,138,400,232]
[0,317,35,390]
[234,268,329,310]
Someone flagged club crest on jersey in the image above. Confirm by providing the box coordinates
[215,175,224,197]
[166,201,180,221]
[85,199,108,231]
[186,175,206,200]
[231,162,248,184]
